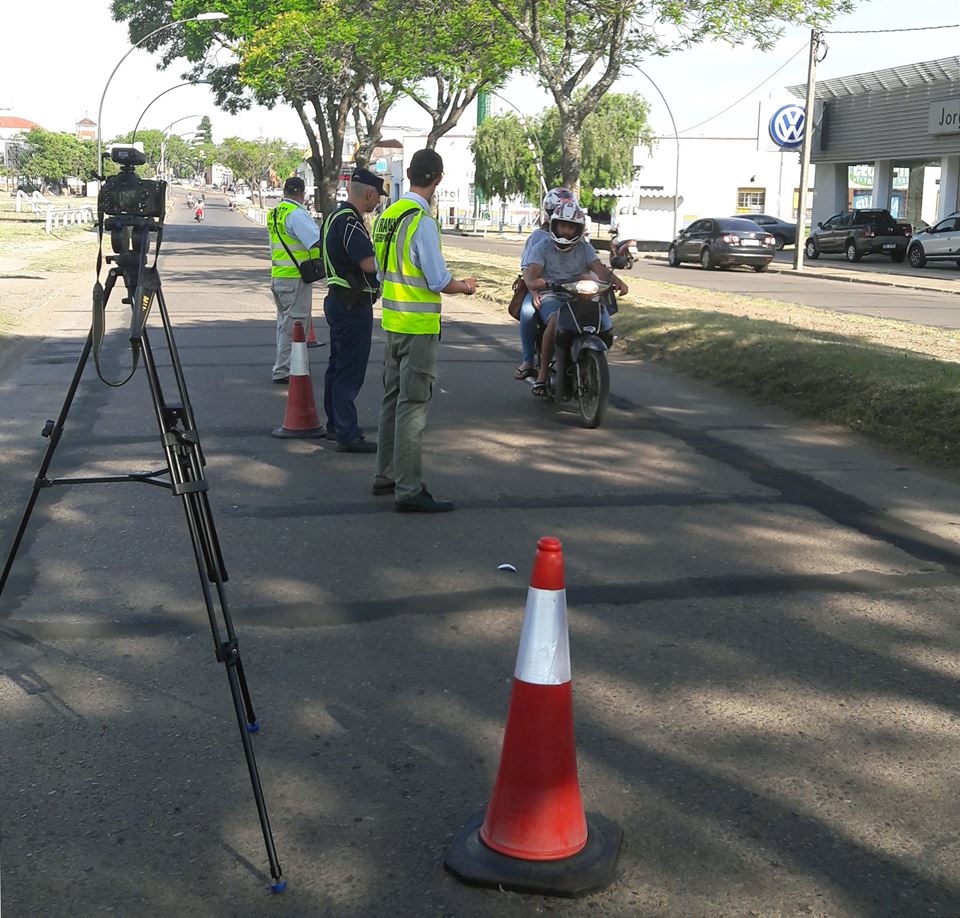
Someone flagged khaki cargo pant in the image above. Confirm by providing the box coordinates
[271,276,313,380]
[376,331,439,501]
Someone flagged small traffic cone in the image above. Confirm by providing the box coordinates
[445,537,622,897]
[271,320,326,439]
[306,316,321,348]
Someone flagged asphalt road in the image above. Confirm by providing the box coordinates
[2,195,960,916]
[451,235,960,328]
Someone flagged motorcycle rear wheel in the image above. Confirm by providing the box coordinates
[577,349,609,429]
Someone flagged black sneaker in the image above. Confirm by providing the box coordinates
[372,478,396,496]
[336,438,377,454]
[395,486,455,513]
[272,376,289,385]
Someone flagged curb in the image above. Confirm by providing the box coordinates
[637,252,960,298]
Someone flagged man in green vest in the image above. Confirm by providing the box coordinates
[268,176,321,384]
[371,149,478,513]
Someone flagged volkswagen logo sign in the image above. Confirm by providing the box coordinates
[769,104,805,149]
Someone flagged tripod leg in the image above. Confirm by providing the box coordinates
[138,329,285,890]
[0,330,93,597]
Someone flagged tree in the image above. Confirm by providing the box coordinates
[471,113,540,220]
[196,115,214,145]
[217,136,303,207]
[111,0,408,216]
[485,0,853,192]
[19,129,97,190]
[473,93,652,215]
[392,1,527,149]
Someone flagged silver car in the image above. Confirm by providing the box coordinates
[907,213,960,269]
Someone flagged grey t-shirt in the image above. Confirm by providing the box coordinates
[525,234,600,283]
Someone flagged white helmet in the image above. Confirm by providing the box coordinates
[549,201,586,251]
[541,187,577,225]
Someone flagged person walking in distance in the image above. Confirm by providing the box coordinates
[268,176,320,384]
[371,149,477,513]
[320,168,386,452]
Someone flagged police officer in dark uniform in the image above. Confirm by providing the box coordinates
[320,168,387,453]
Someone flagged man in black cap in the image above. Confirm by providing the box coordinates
[268,176,321,383]
[319,167,387,452]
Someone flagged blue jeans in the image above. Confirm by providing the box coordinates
[519,294,537,364]
[323,293,373,443]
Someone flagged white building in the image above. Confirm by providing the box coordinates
[606,96,809,244]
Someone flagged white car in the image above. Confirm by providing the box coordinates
[907,213,960,268]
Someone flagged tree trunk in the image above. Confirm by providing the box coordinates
[559,116,582,196]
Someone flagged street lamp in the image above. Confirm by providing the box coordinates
[96,12,228,175]
[635,67,681,240]
[131,80,212,143]
[157,114,204,179]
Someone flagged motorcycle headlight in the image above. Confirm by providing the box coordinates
[573,280,600,296]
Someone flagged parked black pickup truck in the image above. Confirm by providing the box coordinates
[804,209,911,263]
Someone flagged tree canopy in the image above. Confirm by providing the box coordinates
[19,129,98,189]
[216,136,303,206]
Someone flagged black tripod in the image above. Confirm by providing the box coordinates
[0,210,285,893]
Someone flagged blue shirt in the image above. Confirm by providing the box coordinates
[377,192,452,292]
[280,197,321,249]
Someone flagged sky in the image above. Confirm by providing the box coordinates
[1,0,957,148]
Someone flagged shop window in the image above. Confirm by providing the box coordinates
[736,188,765,213]
[792,188,814,224]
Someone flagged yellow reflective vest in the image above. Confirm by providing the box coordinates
[372,199,441,335]
[269,201,320,279]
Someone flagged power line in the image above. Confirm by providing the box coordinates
[824,23,959,33]
[678,44,807,134]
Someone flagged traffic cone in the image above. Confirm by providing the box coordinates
[271,320,326,439]
[306,316,321,348]
[445,537,622,898]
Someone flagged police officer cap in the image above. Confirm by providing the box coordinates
[408,149,444,185]
[350,167,386,196]
[283,176,305,196]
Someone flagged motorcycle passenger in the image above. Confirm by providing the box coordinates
[515,187,577,380]
[522,202,628,397]
[195,201,204,222]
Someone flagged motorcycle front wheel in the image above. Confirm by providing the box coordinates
[577,349,609,429]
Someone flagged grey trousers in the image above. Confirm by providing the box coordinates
[376,331,439,500]
[271,277,313,379]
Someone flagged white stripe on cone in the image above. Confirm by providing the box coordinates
[290,340,309,377]
[514,587,571,685]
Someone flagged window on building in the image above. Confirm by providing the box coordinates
[736,188,765,213]
[792,188,814,224]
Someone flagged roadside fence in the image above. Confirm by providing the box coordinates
[45,204,95,234]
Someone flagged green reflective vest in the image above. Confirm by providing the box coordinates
[372,199,441,335]
[321,205,378,294]
[269,200,320,279]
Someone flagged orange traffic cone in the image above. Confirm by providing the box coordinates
[271,320,326,439]
[306,317,321,348]
[445,537,622,898]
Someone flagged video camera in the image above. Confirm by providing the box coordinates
[98,146,166,222]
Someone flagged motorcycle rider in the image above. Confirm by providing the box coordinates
[515,187,577,380]
[186,192,195,208]
[194,200,204,222]
[522,201,628,397]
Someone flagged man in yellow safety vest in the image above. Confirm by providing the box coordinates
[268,176,321,384]
[371,149,478,513]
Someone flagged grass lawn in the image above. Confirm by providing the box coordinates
[445,245,960,467]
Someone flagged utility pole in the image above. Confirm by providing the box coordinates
[793,28,822,271]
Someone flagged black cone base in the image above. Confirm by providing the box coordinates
[444,810,622,898]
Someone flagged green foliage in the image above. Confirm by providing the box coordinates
[471,114,540,204]
[196,115,214,145]
[473,93,652,212]
[217,136,303,205]
[19,129,98,187]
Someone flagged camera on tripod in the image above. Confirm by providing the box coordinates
[99,146,167,222]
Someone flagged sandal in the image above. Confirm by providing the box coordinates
[514,365,536,380]
[531,381,547,398]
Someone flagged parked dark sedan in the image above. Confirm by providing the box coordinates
[729,213,796,249]
[668,218,776,271]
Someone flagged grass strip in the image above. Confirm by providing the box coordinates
[444,245,960,467]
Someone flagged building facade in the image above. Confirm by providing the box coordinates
[790,56,960,227]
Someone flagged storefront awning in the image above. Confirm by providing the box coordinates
[788,55,959,100]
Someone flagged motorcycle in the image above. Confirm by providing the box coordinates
[609,233,639,270]
[534,279,615,429]
[194,208,204,222]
